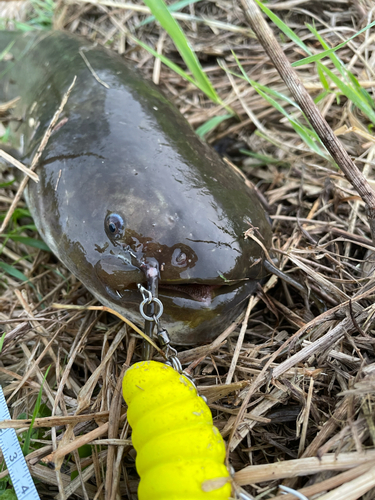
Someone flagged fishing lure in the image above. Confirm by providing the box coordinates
[122,360,231,499]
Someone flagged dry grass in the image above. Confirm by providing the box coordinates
[1,0,375,499]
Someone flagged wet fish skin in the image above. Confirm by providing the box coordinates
[0,30,272,345]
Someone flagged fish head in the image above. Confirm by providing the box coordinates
[89,157,272,345]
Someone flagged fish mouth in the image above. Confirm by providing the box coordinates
[96,275,257,345]
[158,280,248,305]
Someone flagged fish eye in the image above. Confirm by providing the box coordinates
[172,248,187,267]
[105,213,125,240]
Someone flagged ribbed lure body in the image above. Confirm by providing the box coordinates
[122,361,231,500]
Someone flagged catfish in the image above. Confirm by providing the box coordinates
[0,30,272,345]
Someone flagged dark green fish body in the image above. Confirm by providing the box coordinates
[0,30,272,345]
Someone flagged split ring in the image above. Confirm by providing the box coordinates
[139,297,164,321]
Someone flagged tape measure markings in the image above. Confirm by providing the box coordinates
[0,386,40,500]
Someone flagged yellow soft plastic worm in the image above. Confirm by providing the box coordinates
[122,360,231,500]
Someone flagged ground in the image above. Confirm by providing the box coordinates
[1,1,375,499]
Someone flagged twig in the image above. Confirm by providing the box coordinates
[48,413,127,463]
[0,149,39,182]
[0,96,20,116]
[272,314,359,379]
[298,377,314,457]
[0,76,76,234]
[0,412,110,429]
[271,461,375,500]
[225,296,255,385]
[234,450,375,485]
[79,49,110,88]
[315,464,375,500]
[106,362,127,500]
[52,303,164,356]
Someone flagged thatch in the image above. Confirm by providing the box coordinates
[1,0,375,498]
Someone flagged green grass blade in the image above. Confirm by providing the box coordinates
[0,261,30,283]
[240,149,289,166]
[23,366,50,456]
[0,332,5,354]
[10,22,40,32]
[0,41,15,62]
[229,52,328,159]
[131,35,196,86]
[317,64,330,91]
[0,126,10,143]
[305,23,345,77]
[319,63,375,124]
[254,129,283,148]
[314,90,329,105]
[229,52,301,110]
[254,85,326,155]
[347,72,375,110]
[252,81,300,110]
[0,208,31,225]
[1,235,50,252]
[0,490,17,500]
[254,0,311,55]
[142,0,221,104]
[0,180,15,189]
[307,23,374,110]
[138,0,202,27]
[293,19,375,67]
[195,114,233,138]
[255,86,327,157]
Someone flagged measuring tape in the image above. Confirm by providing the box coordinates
[0,385,40,500]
